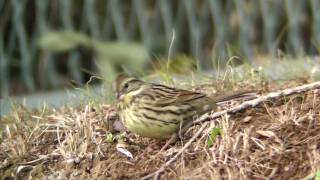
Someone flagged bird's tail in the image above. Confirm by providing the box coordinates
[210,90,258,103]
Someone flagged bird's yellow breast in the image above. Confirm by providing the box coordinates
[120,106,179,139]
[118,92,186,139]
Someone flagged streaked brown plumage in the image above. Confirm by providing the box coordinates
[114,74,254,139]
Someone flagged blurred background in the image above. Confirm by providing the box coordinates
[1,0,320,114]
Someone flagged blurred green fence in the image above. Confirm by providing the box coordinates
[0,0,319,97]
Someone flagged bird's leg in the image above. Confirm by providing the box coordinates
[158,134,177,153]
[158,120,194,153]
[178,120,194,138]
[150,134,177,159]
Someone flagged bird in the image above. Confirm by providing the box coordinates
[114,73,255,140]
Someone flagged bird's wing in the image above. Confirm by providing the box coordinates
[146,83,212,106]
[172,89,207,104]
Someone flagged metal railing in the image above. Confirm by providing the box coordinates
[0,0,318,97]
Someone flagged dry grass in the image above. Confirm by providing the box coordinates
[1,78,320,179]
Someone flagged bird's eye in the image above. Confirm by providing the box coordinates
[123,83,129,89]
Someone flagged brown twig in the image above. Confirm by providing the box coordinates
[142,122,209,180]
[194,81,320,124]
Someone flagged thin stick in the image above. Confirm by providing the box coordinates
[142,122,208,180]
[195,81,320,124]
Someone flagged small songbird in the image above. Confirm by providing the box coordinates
[114,74,255,139]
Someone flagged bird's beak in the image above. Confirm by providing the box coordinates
[116,91,125,100]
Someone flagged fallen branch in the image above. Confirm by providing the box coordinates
[194,81,320,124]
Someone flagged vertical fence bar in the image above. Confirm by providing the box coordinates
[234,0,254,61]
[108,0,128,41]
[84,0,100,38]
[159,0,173,48]
[83,0,101,77]
[7,19,17,57]
[209,0,230,63]
[102,2,113,39]
[36,0,59,88]
[285,0,304,55]
[158,0,175,55]
[183,0,202,69]
[0,0,4,11]
[61,0,83,84]
[0,2,9,97]
[172,1,187,54]
[127,2,138,40]
[12,0,35,91]
[197,1,212,66]
[0,30,9,97]
[133,0,152,49]
[259,0,279,57]
[151,3,162,39]
[310,0,320,53]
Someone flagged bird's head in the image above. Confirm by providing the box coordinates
[113,73,144,99]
